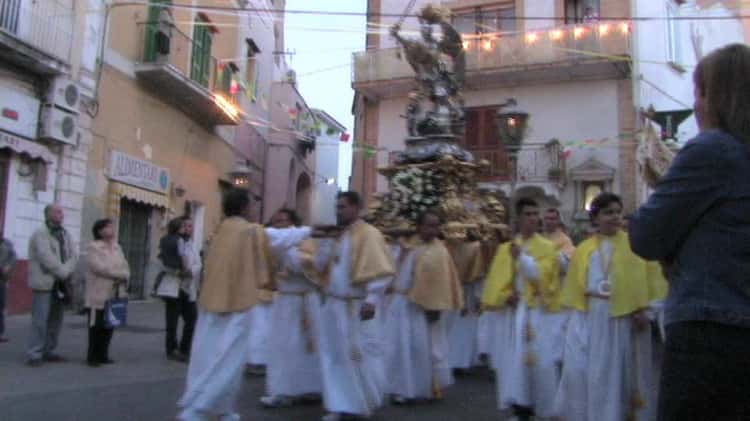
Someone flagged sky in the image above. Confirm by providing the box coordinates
[284,0,367,189]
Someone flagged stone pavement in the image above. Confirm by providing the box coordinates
[0,300,507,421]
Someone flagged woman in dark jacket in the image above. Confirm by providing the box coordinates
[629,44,750,420]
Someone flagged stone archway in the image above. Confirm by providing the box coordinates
[295,172,312,224]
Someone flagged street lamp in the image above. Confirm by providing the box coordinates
[228,161,252,188]
[495,99,530,191]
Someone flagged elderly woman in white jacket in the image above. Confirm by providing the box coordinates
[85,219,130,367]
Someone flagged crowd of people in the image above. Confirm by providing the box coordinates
[2,42,749,421]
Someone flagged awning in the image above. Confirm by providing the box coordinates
[108,182,169,217]
[0,130,55,163]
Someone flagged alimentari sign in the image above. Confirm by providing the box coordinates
[109,150,170,194]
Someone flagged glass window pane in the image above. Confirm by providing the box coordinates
[584,183,603,211]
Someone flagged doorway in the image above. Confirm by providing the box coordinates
[118,199,152,299]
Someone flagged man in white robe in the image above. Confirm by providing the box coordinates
[305,191,395,421]
[385,211,463,403]
[177,191,310,421]
[260,209,323,407]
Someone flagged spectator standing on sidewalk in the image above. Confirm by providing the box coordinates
[0,232,17,343]
[84,219,130,367]
[155,217,201,362]
[26,204,78,366]
[629,44,750,420]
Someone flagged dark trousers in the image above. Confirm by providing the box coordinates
[87,309,114,363]
[163,290,197,355]
[0,281,6,336]
[658,321,750,421]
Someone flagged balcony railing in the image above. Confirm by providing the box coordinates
[134,21,239,126]
[353,22,631,87]
[0,0,73,67]
[472,142,566,183]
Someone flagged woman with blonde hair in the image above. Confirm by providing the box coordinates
[629,43,750,420]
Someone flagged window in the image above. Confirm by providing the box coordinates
[666,2,684,67]
[452,2,516,35]
[190,14,213,87]
[583,182,603,211]
[246,39,261,102]
[564,0,600,24]
[463,106,511,179]
[144,0,172,62]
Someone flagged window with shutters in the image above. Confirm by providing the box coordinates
[246,39,261,103]
[462,106,511,181]
[190,15,213,87]
[452,1,516,35]
[564,0,600,24]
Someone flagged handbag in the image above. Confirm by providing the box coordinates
[104,286,128,329]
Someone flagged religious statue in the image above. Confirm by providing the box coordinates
[391,5,466,139]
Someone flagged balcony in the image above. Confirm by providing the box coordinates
[473,142,566,185]
[353,22,631,98]
[134,22,240,127]
[0,0,73,74]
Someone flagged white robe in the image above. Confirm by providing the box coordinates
[178,226,311,419]
[497,251,567,418]
[315,233,390,417]
[553,240,655,421]
[246,302,272,365]
[265,246,323,398]
[446,282,481,369]
[385,247,452,399]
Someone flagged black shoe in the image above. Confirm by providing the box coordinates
[167,351,188,363]
[101,358,115,364]
[43,353,66,362]
[26,358,43,367]
[87,360,101,367]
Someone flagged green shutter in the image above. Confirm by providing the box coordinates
[190,20,212,87]
[144,0,171,62]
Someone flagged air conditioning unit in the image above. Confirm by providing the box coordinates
[46,78,80,114]
[39,106,78,145]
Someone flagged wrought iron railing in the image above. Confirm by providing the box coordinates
[0,0,73,62]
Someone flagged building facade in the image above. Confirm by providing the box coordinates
[311,108,347,225]
[352,0,746,237]
[0,0,95,313]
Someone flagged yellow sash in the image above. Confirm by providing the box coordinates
[407,239,464,311]
[481,234,561,311]
[561,230,668,317]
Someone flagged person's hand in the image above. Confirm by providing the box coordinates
[510,243,521,260]
[360,302,376,321]
[425,310,441,323]
[633,311,650,332]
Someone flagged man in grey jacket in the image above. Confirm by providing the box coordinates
[26,205,78,366]
[0,233,17,342]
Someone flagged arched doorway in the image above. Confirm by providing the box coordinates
[295,172,312,224]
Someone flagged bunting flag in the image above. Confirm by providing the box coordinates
[340,132,350,142]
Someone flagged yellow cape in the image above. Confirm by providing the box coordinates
[406,239,464,311]
[561,230,668,317]
[446,240,485,284]
[297,220,395,286]
[481,234,561,311]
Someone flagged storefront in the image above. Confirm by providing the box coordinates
[107,150,170,299]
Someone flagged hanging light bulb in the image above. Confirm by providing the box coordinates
[462,40,470,50]
[619,22,630,35]
[525,32,539,44]
[598,23,611,37]
[573,26,586,39]
[549,29,564,41]
[483,39,493,51]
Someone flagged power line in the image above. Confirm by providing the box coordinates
[116,1,750,21]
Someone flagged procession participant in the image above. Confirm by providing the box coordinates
[543,208,575,260]
[260,209,323,408]
[554,193,667,421]
[482,198,562,421]
[386,210,463,403]
[444,232,484,372]
[477,225,507,369]
[302,191,395,421]
[177,190,310,421]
